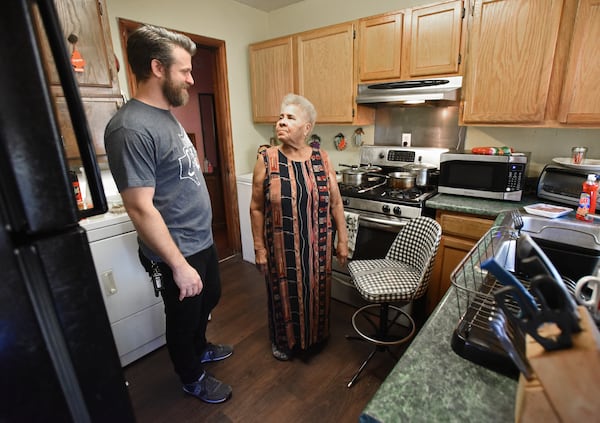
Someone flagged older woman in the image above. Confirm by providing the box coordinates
[250,94,349,361]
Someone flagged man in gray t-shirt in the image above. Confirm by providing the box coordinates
[105,99,212,261]
[104,25,232,404]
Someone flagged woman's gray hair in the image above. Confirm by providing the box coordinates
[281,93,317,130]
[127,25,197,82]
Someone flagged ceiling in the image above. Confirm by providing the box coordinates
[233,0,305,12]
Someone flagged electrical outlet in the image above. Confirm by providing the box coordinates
[402,133,412,147]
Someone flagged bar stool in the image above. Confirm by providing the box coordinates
[346,216,442,387]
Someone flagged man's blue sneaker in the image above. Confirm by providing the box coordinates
[183,371,232,404]
[200,343,233,363]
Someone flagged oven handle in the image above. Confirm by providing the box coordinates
[358,214,408,232]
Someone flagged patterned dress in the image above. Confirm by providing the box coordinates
[261,147,333,352]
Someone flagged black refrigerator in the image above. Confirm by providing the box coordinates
[0,1,135,421]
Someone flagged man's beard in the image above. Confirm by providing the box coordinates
[163,73,189,107]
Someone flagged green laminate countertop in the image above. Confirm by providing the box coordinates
[360,209,520,422]
[360,286,518,423]
[426,193,539,218]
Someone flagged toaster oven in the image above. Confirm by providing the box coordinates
[537,164,600,209]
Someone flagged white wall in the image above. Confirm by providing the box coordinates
[104,0,272,176]
[104,0,600,177]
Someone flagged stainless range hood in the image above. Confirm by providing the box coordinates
[357,76,462,104]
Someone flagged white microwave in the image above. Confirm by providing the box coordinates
[437,152,529,201]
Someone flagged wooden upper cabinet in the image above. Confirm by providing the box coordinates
[462,0,564,124]
[36,0,122,160]
[406,0,464,78]
[41,0,120,98]
[249,24,373,124]
[357,12,404,82]
[296,22,357,123]
[57,97,123,160]
[249,36,295,123]
[557,0,600,125]
[357,0,464,83]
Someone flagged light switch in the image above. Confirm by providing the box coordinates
[101,270,118,296]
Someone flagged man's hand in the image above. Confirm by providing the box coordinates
[172,262,203,301]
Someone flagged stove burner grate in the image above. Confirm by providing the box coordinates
[387,187,424,200]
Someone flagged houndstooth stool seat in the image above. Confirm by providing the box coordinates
[345,216,442,388]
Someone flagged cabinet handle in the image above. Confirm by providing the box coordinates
[36,0,108,219]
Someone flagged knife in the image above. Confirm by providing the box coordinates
[488,309,533,380]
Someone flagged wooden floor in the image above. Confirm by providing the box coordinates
[124,258,414,423]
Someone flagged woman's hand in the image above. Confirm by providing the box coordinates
[255,248,268,275]
[336,242,349,267]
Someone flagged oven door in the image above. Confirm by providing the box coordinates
[331,209,410,306]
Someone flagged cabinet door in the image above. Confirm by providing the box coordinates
[56,96,122,160]
[557,0,600,124]
[406,0,464,78]
[297,22,355,123]
[41,0,119,98]
[462,0,564,124]
[357,13,404,82]
[427,210,493,314]
[249,36,295,123]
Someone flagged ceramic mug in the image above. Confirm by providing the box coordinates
[575,275,600,321]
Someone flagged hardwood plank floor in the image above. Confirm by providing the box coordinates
[124,258,414,422]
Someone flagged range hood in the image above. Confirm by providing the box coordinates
[357,76,462,104]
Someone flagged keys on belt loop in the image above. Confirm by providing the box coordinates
[150,260,164,297]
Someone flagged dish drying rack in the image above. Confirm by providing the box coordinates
[450,226,528,378]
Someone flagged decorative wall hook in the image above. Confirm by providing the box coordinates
[309,134,321,149]
[68,33,85,73]
[334,132,346,151]
[353,128,364,146]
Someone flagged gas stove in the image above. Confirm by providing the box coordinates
[339,179,435,220]
[338,146,448,216]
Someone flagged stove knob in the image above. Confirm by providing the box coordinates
[382,205,390,213]
[393,206,402,215]
[343,199,349,206]
[379,153,385,159]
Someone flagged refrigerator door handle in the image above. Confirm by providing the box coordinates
[35,0,108,219]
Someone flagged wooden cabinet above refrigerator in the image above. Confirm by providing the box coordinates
[36,0,122,161]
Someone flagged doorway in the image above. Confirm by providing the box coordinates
[117,19,240,261]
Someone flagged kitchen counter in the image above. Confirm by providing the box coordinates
[360,285,518,423]
[426,193,539,217]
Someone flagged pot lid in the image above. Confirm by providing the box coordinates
[358,164,382,172]
[341,168,365,175]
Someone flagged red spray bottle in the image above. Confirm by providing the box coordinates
[576,174,599,221]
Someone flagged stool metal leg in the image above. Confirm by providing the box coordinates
[347,347,378,388]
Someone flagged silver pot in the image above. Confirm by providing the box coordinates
[340,167,383,186]
[406,163,436,187]
[341,168,367,185]
[387,172,415,189]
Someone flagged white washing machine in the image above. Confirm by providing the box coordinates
[81,210,166,367]
[236,173,255,263]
